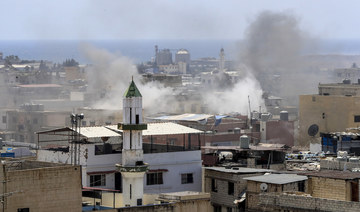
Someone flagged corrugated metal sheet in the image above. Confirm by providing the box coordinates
[74,126,120,138]
[243,174,307,184]
[152,113,213,122]
[106,122,202,135]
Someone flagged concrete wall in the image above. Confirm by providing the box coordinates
[259,192,360,212]
[204,169,266,209]
[38,146,202,193]
[246,180,306,211]
[1,163,82,212]
[144,151,202,193]
[308,177,350,201]
[299,95,360,147]
[320,159,360,171]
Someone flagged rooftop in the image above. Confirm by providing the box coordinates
[16,84,62,88]
[107,122,203,136]
[152,113,213,122]
[299,170,360,180]
[244,174,308,184]
[157,191,210,202]
[37,122,203,140]
[205,166,273,174]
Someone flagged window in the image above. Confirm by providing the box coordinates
[213,205,221,212]
[227,207,232,212]
[82,121,87,126]
[211,178,218,192]
[147,172,163,185]
[228,182,234,195]
[18,208,30,212]
[298,180,305,192]
[181,173,193,184]
[355,115,360,123]
[2,116,6,124]
[136,115,139,124]
[90,174,106,187]
[90,121,96,126]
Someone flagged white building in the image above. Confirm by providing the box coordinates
[36,122,203,194]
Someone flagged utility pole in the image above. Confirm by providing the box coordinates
[70,113,84,166]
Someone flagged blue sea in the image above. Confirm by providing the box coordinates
[1,39,360,64]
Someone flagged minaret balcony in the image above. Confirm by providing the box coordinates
[118,123,147,130]
[116,163,148,173]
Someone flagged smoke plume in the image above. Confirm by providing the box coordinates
[240,11,319,105]
[80,44,174,113]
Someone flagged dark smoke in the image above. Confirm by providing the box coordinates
[240,11,319,105]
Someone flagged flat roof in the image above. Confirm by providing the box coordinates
[17,84,62,88]
[152,113,213,122]
[299,170,360,180]
[244,174,307,184]
[205,166,273,174]
[106,122,202,136]
[37,126,120,138]
[37,122,202,139]
[202,143,288,151]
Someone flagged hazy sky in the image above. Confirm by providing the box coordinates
[1,0,359,40]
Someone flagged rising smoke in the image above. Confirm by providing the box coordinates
[240,11,320,105]
[81,11,322,115]
[80,44,174,114]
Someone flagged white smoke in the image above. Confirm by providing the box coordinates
[80,43,174,113]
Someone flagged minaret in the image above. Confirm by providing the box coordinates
[116,78,148,207]
[219,48,225,72]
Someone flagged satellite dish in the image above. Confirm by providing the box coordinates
[260,183,268,191]
[308,124,319,136]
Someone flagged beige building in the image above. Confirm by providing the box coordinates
[204,167,272,212]
[256,170,360,212]
[0,160,81,212]
[244,174,308,211]
[299,81,360,148]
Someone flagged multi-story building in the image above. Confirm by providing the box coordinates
[299,80,360,148]
[204,167,272,212]
[36,122,203,194]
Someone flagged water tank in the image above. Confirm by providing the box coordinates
[280,111,289,121]
[234,128,241,134]
[240,135,249,149]
[349,157,360,163]
[343,79,351,84]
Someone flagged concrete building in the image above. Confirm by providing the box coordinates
[0,159,81,212]
[36,122,203,194]
[219,48,225,72]
[299,81,360,148]
[156,49,172,66]
[175,49,190,74]
[300,170,360,202]
[334,63,360,82]
[83,191,211,211]
[244,173,308,211]
[256,170,360,212]
[204,167,273,212]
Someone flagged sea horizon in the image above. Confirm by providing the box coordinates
[1,38,360,64]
